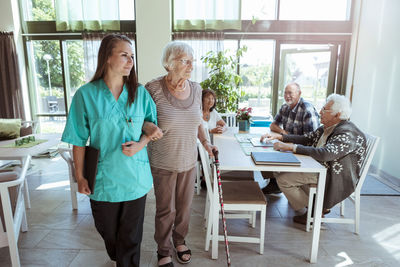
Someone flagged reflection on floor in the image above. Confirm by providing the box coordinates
[1,157,399,267]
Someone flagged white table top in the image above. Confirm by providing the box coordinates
[213,127,327,263]
[214,127,325,172]
[0,133,61,160]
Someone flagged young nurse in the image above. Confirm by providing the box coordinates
[61,34,162,267]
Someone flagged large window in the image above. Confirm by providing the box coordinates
[173,0,353,118]
[20,0,136,133]
[239,40,274,117]
[21,0,135,22]
[279,0,351,20]
[277,44,336,111]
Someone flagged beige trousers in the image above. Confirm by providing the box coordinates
[152,166,196,257]
[275,172,318,211]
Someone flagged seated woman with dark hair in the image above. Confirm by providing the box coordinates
[202,89,227,142]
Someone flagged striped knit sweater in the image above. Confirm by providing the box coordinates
[145,76,202,172]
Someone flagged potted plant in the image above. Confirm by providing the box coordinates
[236,107,252,132]
[200,47,247,113]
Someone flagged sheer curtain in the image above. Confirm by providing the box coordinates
[83,33,136,82]
[0,32,25,119]
[173,32,224,83]
[174,0,241,31]
[55,0,120,31]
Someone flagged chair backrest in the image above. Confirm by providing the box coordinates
[0,155,31,234]
[21,121,38,135]
[198,142,215,202]
[58,147,77,183]
[220,113,236,127]
[355,133,380,193]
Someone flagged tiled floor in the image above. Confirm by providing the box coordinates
[1,157,400,266]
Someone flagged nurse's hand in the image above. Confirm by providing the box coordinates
[76,177,91,195]
[122,141,144,157]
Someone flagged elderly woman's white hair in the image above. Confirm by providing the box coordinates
[161,41,194,72]
[326,94,352,120]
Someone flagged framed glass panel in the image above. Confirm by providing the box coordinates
[239,40,274,118]
[37,116,67,133]
[22,0,135,21]
[279,0,351,21]
[63,40,85,109]
[241,0,276,20]
[278,44,334,111]
[119,0,135,20]
[21,0,56,21]
[26,39,64,116]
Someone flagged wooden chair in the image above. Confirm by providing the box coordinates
[0,155,31,267]
[58,147,78,210]
[220,113,236,127]
[198,143,267,259]
[306,133,380,234]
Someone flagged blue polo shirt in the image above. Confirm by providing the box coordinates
[62,79,157,202]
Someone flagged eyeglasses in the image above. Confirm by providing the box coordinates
[321,106,334,113]
[176,59,196,66]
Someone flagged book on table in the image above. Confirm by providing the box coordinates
[84,146,100,194]
[251,151,301,166]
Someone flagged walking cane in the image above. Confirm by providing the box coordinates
[212,149,231,267]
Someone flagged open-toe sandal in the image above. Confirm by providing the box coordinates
[175,245,191,264]
[157,253,174,267]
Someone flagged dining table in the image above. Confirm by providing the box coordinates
[213,127,327,263]
[0,133,61,208]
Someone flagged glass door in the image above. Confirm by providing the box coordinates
[273,43,339,114]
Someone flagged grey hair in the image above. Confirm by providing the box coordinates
[161,41,194,72]
[285,82,301,92]
[326,94,352,120]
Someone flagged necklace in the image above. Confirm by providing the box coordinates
[166,77,187,92]
[204,112,210,120]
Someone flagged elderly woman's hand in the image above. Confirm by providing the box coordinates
[202,141,218,157]
[260,132,283,143]
[273,141,293,152]
[142,122,163,141]
[210,126,224,134]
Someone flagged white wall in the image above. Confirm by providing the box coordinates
[136,0,172,84]
[0,0,31,120]
[0,0,14,31]
[347,0,400,179]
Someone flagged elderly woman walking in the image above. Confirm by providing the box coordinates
[145,41,215,267]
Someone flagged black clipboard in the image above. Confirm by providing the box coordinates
[84,146,99,194]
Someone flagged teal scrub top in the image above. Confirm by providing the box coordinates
[61,79,157,202]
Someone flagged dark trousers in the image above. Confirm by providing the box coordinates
[90,195,147,267]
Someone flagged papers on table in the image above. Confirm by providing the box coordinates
[234,133,277,155]
[249,138,277,147]
[32,148,59,158]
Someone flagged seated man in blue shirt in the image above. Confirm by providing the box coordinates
[261,82,320,194]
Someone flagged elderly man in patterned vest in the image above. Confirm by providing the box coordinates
[261,94,367,224]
